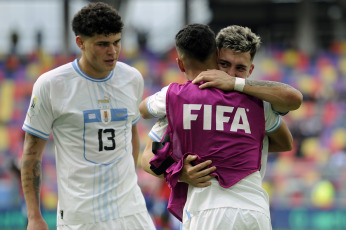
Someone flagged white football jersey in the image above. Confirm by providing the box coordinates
[147,86,281,221]
[23,59,148,225]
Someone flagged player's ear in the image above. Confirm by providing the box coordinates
[247,64,255,78]
[76,36,84,50]
[176,58,185,72]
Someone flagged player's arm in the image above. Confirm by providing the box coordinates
[141,139,216,186]
[21,132,49,230]
[267,120,293,152]
[243,79,302,114]
[139,97,153,119]
[179,155,216,187]
[193,70,303,114]
[141,139,164,178]
[132,125,140,167]
[140,86,169,119]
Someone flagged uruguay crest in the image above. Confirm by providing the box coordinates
[98,96,111,124]
[101,108,111,124]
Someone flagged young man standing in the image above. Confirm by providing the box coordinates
[21,2,155,230]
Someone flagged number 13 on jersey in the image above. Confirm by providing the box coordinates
[83,108,128,165]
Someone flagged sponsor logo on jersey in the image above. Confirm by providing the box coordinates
[98,98,110,104]
[115,112,125,117]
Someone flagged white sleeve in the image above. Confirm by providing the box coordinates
[132,70,144,125]
[264,101,282,133]
[148,117,168,142]
[22,76,54,140]
[146,86,169,118]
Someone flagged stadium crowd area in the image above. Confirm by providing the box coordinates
[0,41,345,229]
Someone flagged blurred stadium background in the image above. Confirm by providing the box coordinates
[0,0,345,229]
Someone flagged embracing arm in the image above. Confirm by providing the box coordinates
[193,70,303,114]
[21,132,49,230]
[179,155,216,187]
[267,120,293,152]
[243,79,302,114]
[141,139,164,179]
[141,139,216,186]
[139,97,154,119]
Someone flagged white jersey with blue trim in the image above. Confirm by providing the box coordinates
[23,59,147,225]
[147,86,282,222]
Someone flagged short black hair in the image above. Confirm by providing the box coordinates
[175,24,216,62]
[72,2,124,37]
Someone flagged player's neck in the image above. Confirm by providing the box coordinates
[187,64,218,81]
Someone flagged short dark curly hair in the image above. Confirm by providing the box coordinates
[175,24,216,63]
[72,2,124,37]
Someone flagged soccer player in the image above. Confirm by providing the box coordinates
[21,2,155,230]
[140,24,302,229]
[180,25,303,187]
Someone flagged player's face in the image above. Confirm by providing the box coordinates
[218,48,254,79]
[79,33,122,79]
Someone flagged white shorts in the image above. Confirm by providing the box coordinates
[57,211,156,230]
[182,207,272,230]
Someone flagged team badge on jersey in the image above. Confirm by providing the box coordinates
[98,96,111,124]
[101,108,111,124]
[27,96,41,121]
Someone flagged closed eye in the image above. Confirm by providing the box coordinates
[237,65,247,71]
[98,42,109,47]
[218,61,230,68]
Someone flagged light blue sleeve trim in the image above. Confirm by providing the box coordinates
[149,130,162,142]
[273,109,289,116]
[22,124,50,140]
[132,115,141,126]
[265,116,282,133]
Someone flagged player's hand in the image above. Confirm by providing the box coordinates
[27,217,49,230]
[179,155,216,187]
[192,69,235,91]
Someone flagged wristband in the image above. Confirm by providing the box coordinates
[234,77,245,92]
